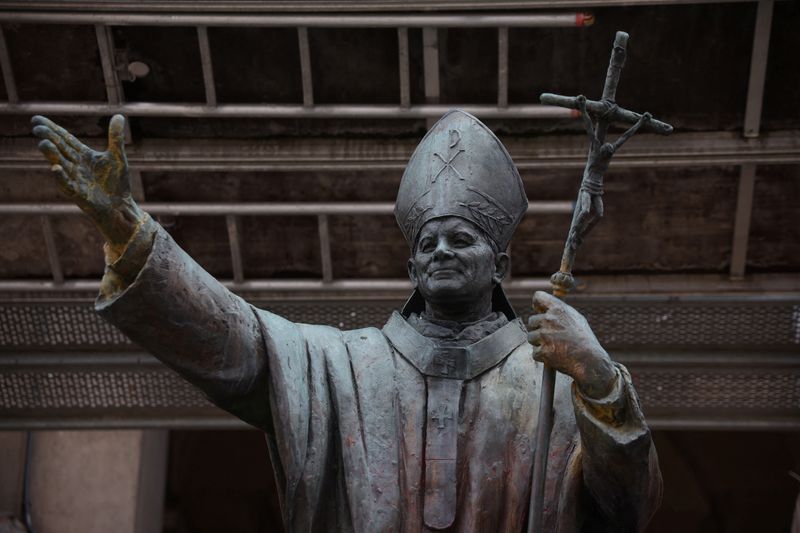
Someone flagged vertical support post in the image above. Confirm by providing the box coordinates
[318,214,333,283]
[497,27,509,109]
[130,169,145,202]
[196,26,217,106]
[95,24,121,105]
[40,215,63,284]
[422,27,440,128]
[297,27,314,108]
[729,163,756,280]
[398,27,411,109]
[225,214,244,284]
[95,24,133,143]
[730,0,772,278]
[0,26,18,103]
[743,0,774,138]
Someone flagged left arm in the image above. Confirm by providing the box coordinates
[527,291,662,531]
[612,112,652,151]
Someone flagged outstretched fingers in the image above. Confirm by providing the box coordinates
[31,115,86,153]
[33,125,80,163]
[38,140,76,178]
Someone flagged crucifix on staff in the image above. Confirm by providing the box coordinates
[528,30,674,533]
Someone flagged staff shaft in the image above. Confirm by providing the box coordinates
[528,30,632,533]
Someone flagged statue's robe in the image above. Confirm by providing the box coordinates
[97,222,661,533]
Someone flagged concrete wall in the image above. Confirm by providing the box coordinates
[0,430,167,533]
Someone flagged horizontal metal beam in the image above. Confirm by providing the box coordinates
[0,273,797,297]
[0,278,549,293]
[5,349,798,370]
[0,11,590,27]
[3,130,798,172]
[0,418,251,431]
[0,0,776,14]
[1,348,797,431]
[0,101,575,119]
[0,201,574,216]
[2,415,797,432]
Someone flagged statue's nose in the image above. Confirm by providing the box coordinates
[432,240,455,261]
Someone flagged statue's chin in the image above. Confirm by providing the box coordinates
[419,280,490,308]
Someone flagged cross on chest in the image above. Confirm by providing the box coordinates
[431,402,453,430]
[435,355,456,375]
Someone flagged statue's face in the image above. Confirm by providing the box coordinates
[407,216,508,306]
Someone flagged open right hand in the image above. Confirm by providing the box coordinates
[32,114,142,248]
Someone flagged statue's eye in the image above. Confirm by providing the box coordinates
[453,235,473,247]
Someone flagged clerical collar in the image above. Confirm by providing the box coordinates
[407,311,508,345]
[382,311,528,380]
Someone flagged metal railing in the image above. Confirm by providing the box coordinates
[0,11,591,119]
[0,9,590,290]
[0,0,786,290]
[0,201,573,289]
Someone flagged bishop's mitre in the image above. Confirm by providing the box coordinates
[394,109,528,252]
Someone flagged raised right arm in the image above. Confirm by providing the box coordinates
[32,115,271,429]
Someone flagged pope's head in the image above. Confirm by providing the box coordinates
[407,216,509,309]
[395,110,527,320]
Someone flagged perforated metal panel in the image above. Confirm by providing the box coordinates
[632,369,800,411]
[2,297,800,350]
[2,295,799,428]
[1,355,798,429]
[0,369,207,409]
[519,300,800,350]
[0,304,133,349]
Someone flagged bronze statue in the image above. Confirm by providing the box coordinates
[31,33,664,533]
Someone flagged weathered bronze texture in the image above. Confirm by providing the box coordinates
[30,32,663,530]
[530,31,673,533]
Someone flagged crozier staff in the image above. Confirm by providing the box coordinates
[32,108,661,532]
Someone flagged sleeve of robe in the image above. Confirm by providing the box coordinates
[553,363,663,533]
[95,220,345,530]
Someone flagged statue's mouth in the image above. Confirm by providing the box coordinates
[430,268,460,279]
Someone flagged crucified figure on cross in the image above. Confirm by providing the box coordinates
[565,93,652,271]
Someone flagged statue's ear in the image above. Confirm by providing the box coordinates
[493,252,510,285]
[407,258,419,288]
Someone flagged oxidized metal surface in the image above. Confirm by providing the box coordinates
[27,36,663,529]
